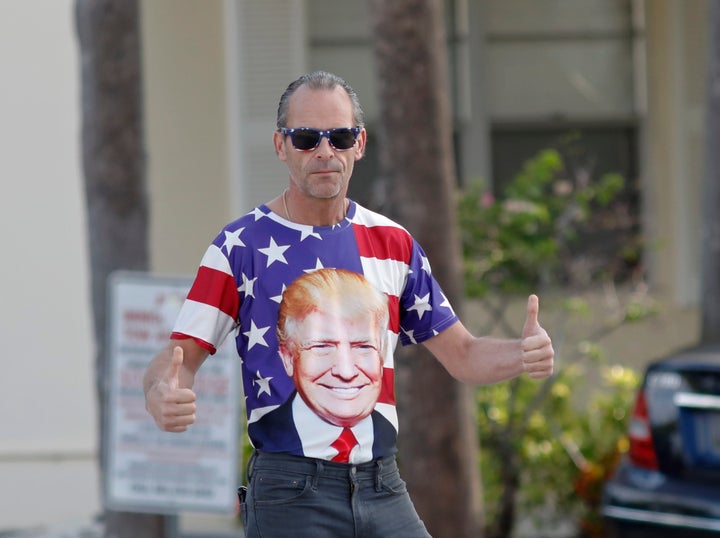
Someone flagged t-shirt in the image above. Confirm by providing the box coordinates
[172,200,458,462]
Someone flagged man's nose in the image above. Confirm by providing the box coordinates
[331,345,358,379]
[314,136,334,158]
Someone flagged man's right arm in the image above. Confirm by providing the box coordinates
[143,338,209,432]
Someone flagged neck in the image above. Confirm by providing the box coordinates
[281,188,348,226]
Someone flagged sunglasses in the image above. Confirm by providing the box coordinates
[278,127,361,151]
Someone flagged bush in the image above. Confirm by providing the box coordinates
[478,362,639,537]
[459,149,653,537]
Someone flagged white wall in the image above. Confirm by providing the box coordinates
[0,0,99,530]
[644,0,707,305]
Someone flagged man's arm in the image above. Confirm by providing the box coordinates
[143,338,209,432]
[423,294,554,385]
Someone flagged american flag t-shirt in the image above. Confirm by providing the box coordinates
[171,201,459,462]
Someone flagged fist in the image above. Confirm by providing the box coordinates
[520,294,554,379]
[146,346,197,432]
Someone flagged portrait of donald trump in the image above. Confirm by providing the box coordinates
[248,268,397,463]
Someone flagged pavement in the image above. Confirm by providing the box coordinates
[0,522,245,538]
[0,522,102,538]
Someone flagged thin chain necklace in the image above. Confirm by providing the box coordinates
[282,188,348,223]
[282,188,292,220]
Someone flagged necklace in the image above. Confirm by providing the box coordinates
[281,188,349,223]
[282,188,292,220]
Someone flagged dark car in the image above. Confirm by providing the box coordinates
[602,344,720,537]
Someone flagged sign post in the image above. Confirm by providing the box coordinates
[105,271,240,515]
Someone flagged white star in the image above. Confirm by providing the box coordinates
[407,293,432,319]
[270,284,287,304]
[299,226,322,241]
[439,292,455,315]
[251,207,267,221]
[258,237,290,267]
[222,228,245,254]
[238,273,257,298]
[402,328,417,344]
[254,370,273,397]
[244,320,270,350]
[420,255,432,274]
[304,258,325,273]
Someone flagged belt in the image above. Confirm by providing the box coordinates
[248,450,397,480]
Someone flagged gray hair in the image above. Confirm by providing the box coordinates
[276,71,365,129]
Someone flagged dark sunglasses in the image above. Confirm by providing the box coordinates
[278,127,361,151]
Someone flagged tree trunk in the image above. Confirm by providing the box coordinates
[75,1,164,536]
[702,0,720,343]
[485,436,521,538]
[368,1,483,536]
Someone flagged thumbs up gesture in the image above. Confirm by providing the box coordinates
[520,295,554,379]
[145,345,198,432]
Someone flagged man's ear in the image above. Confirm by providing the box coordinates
[279,343,294,375]
[273,131,287,161]
[355,128,367,161]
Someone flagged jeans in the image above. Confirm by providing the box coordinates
[239,450,432,538]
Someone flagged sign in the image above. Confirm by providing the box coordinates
[105,271,241,514]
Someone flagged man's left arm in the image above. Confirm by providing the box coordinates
[422,294,554,385]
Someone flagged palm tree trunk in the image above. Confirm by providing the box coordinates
[369,1,483,536]
[76,1,164,536]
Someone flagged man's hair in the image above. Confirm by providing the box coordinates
[276,71,365,129]
[277,268,388,351]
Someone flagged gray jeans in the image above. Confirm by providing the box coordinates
[239,450,432,538]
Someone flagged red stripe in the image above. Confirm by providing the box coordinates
[353,224,413,263]
[187,265,239,320]
[170,333,217,355]
[387,295,400,334]
[377,367,396,405]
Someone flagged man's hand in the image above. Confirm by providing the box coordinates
[145,346,197,432]
[520,294,554,379]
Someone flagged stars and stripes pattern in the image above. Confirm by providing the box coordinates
[171,201,458,461]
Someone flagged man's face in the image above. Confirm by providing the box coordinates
[281,307,383,427]
[273,86,366,200]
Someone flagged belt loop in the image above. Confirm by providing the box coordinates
[313,459,323,490]
[375,458,383,492]
[246,450,259,480]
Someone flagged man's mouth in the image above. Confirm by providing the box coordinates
[308,164,341,174]
[323,386,363,396]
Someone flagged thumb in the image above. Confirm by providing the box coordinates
[522,294,540,338]
[166,345,184,389]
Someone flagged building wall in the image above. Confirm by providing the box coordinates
[0,0,100,530]
[144,0,305,276]
[644,0,707,306]
[481,0,637,120]
[142,0,234,275]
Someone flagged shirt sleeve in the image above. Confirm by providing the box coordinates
[171,238,241,354]
[397,240,458,345]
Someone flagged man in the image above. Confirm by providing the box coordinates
[144,71,554,537]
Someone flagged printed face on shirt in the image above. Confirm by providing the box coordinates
[280,306,384,428]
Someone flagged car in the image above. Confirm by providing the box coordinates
[601,343,720,537]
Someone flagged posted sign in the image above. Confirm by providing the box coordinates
[105,271,240,514]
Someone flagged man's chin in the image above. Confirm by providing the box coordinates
[318,409,373,428]
[305,178,346,198]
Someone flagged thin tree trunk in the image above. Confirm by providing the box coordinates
[76,1,164,536]
[485,435,521,538]
[369,1,483,536]
[702,0,720,343]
